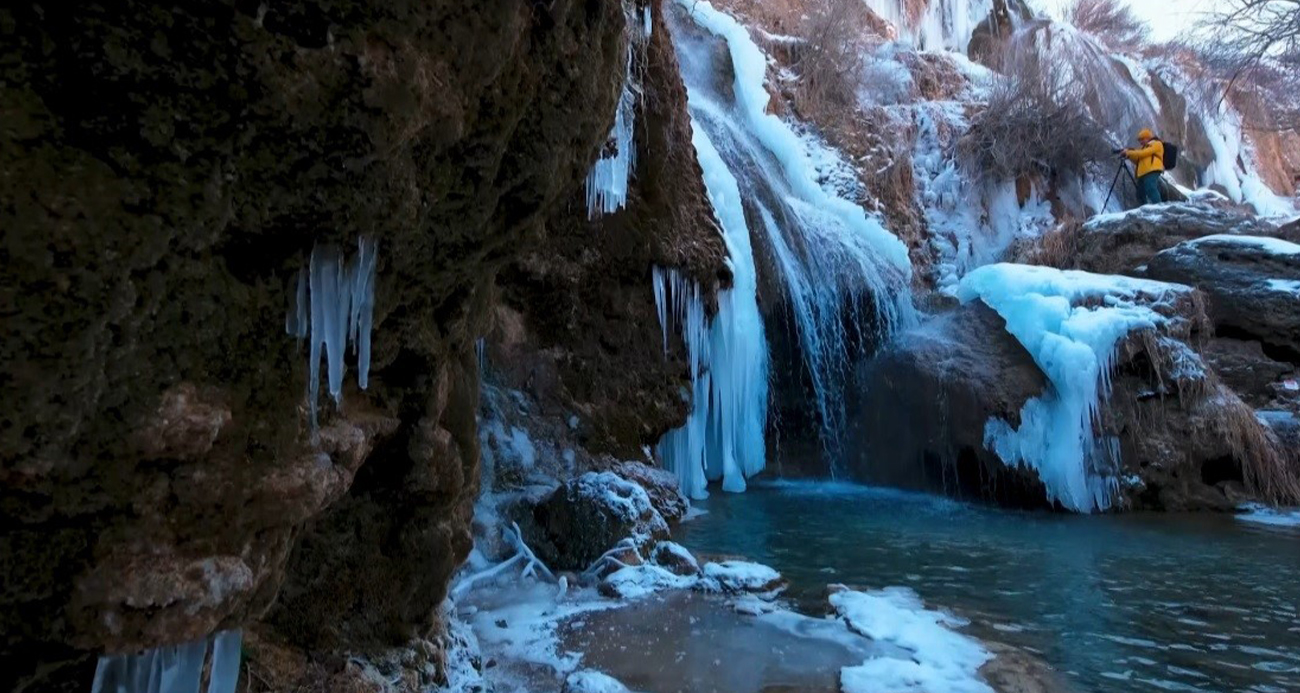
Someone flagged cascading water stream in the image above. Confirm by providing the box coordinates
[665,0,916,477]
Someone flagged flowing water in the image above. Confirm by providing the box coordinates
[677,481,1300,693]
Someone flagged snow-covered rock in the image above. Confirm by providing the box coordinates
[699,560,786,596]
[599,564,696,600]
[649,541,702,576]
[1074,203,1282,274]
[522,471,669,571]
[1147,234,1300,357]
[613,461,689,523]
[564,670,634,693]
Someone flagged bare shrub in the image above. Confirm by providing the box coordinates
[1068,0,1149,50]
[1188,0,1300,132]
[958,46,1113,186]
[791,0,873,113]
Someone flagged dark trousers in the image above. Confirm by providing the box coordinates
[1138,171,1164,205]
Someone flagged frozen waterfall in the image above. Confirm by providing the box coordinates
[286,236,379,426]
[91,630,242,693]
[668,0,916,475]
[956,264,1193,512]
[863,0,993,52]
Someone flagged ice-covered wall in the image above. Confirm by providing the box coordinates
[864,0,995,52]
[956,264,1194,511]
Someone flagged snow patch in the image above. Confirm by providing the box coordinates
[1186,234,1300,256]
[833,587,993,693]
[1237,503,1300,528]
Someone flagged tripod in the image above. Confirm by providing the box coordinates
[1102,156,1140,212]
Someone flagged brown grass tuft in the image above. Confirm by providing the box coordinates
[1217,391,1300,506]
[1007,219,1084,269]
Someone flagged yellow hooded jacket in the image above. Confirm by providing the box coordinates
[1125,139,1165,178]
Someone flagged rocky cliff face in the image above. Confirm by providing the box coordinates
[494,0,730,460]
[0,1,630,689]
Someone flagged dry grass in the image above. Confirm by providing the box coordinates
[1128,329,1300,506]
[1007,219,1085,269]
[1217,391,1300,506]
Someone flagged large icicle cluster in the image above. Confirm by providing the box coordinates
[286,236,379,426]
[956,264,1192,512]
[653,265,768,500]
[91,630,242,693]
[584,2,654,219]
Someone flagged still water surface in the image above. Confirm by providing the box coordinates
[677,481,1300,693]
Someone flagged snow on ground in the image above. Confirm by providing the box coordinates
[564,670,634,693]
[463,581,620,688]
[833,586,994,693]
[1186,234,1300,255]
[957,264,1193,512]
[1236,503,1300,529]
[1265,279,1300,296]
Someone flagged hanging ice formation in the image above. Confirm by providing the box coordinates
[956,264,1191,512]
[653,265,768,500]
[91,630,243,693]
[671,0,915,469]
[584,2,653,218]
[285,236,379,426]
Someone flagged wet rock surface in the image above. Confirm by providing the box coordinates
[1,0,629,687]
[847,301,1052,507]
[1074,203,1281,275]
[1146,235,1300,360]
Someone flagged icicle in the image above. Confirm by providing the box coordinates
[89,630,243,693]
[584,66,638,218]
[293,237,380,427]
[642,5,653,38]
[205,630,242,693]
[584,1,650,219]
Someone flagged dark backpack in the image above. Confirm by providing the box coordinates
[1161,141,1180,169]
